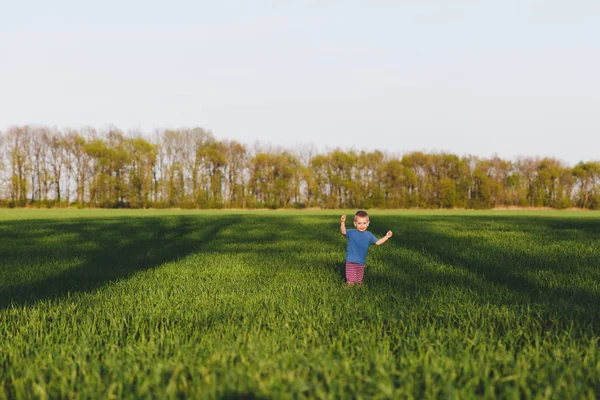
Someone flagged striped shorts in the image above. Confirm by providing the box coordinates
[346,262,365,285]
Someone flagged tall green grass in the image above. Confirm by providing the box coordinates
[1,209,599,399]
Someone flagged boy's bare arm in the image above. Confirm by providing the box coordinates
[340,215,347,235]
[376,230,393,246]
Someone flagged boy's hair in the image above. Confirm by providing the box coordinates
[354,210,369,221]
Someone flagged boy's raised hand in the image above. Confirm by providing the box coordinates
[340,215,347,235]
[386,230,393,238]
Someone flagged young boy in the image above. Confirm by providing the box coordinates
[340,210,393,285]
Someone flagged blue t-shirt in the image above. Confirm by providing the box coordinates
[344,229,378,264]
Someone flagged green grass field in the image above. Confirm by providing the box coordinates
[1,209,599,399]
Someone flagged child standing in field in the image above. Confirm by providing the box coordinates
[340,210,393,285]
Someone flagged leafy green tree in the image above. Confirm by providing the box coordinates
[84,137,112,207]
[224,140,247,208]
[330,149,356,208]
[515,157,540,207]
[476,156,510,208]
[309,154,332,208]
[401,152,429,208]
[426,153,464,208]
[556,166,574,209]
[402,165,418,208]
[573,161,600,209]
[272,152,297,208]
[249,152,270,206]
[357,151,384,208]
[202,140,227,207]
[505,172,522,207]
[126,136,157,208]
[471,165,493,209]
[64,128,94,207]
[535,158,571,208]
[159,129,187,207]
[106,128,131,207]
[383,159,407,208]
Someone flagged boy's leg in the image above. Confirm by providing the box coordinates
[346,262,365,285]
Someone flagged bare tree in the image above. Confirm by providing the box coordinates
[64,128,94,206]
[515,156,540,207]
[223,140,248,208]
[184,127,214,207]
[0,130,7,201]
[6,126,31,205]
[160,129,187,206]
[46,128,64,204]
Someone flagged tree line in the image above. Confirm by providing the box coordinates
[1,125,599,209]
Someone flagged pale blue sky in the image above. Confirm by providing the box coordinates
[1,0,598,165]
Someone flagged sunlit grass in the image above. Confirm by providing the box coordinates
[0,209,599,399]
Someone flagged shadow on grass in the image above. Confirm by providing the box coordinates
[2,212,599,334]
[0,213,344,311]
[0,214,238,310]
[367,214,600,332]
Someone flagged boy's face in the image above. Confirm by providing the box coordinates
[354,216,369,232]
